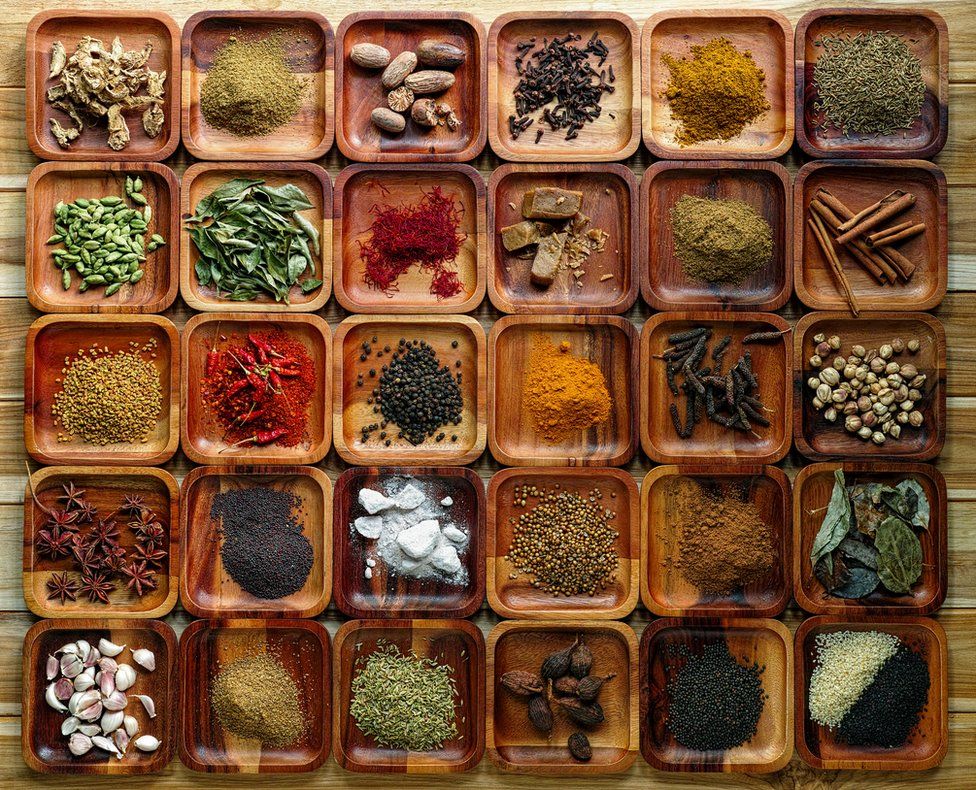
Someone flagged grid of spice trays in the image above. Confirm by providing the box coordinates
[19,5,952,779]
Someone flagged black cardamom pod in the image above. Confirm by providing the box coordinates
[568,731,592,761]
[540,636,579,679]
[556,696,604,726]
[576,672,615,701]
[527,694,553,734]
[500,670,545,697]
[569,638,593,678]
[552,675,579,697]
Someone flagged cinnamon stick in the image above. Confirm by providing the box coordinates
[867,222,926,248]
[877,246,917,280]
[835,192,917,245]
[812,190,901,282]
[808,215,860,316]
[809,199,889,283]
[836,190,902,232]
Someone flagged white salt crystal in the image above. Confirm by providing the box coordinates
[366,558,376,568]
[430,543,462,574]
[354,515,384,539]
[442,526,466,543]
[364,567,373,580]
[440,496,453,507]
[359,488,393,514]
[396,519,441,559]
[394,484,426,510]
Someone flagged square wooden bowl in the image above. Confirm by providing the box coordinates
[333,164,485,313]
[178,618,331,773]
[793,312,946,461]
[336,12,486,163]
[181,313,332,466]
[332,466,484,619]
[25,314,180,467]
[24,466,179,619]
[486,467,639,620]
[794,616,948,770]
[488,12,640,162]
[640,160,792,312]
[26,162,179,314]
[333,315,487,466]
[181,11,334,161]
[795,8,948,159]
[333,619,485,773]
[489,315,638,467]
[22,618,178,774]
[793,462,947,617]
[640,312,792,465]
[26,10,181,162]
[179,161,332,312]
[640,465,791,618]
[793,160,948,312]
[179,466,332,619]
[640,618,793,773]
[487,163,638,314]
[641,10,793,159]
[487,620,639,775]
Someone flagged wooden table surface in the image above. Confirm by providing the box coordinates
[2,0,974,786]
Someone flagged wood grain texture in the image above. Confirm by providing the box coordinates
[22,618,178,774]
[24,314,180,466]
[332,163,486,314]
[335,12,487,163]
[180,312,332,465]
[640,617,794,773]
[640,465,792,618]
[332,618,485,773]
[178,618,331,773]
[23,465,179,618]
[489,315,638,466]
[180,11,334,161]
[794,8,949,159]
[794,615,948,770]
[794,159,948,312]
[179,161,333,312]
[487,12,640,163]
[26,161,180,314]
[179,465,332,618]
[640,160,793,312]
[487,620,639,775]
[793,311,947,461]
[487,163,638,314]
[332,466,485,619]
[793,462,947,617]
[642,10,794,160]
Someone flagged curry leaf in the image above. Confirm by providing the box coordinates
[875,516,923,594]
[810,470,851,572]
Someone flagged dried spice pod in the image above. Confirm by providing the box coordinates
[417,39,467,69]
[556,696,605,726]
[540,636,579,679]
[568,731,592,762]
[552,675,579,697]
[576,672,615,702]
[500,670,545,697]
[381,51,418,89]
[527,694,553,734]
[569,639,593,679]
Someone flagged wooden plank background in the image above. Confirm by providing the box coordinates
[1,0,974,786]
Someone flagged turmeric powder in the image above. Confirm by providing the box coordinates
[523,338,611,443]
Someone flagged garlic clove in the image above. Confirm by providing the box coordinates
[60,653,83,678]
[84,647,100,668]
[123,715,139,737]
[68,733,93,756]
[73,673,95,692]
[54,677,74,700]
[61,716,80,736]
[76,640,91,664]
[100,709,124,735]
[82,665,96,679]
[78,724,101,737]
[77,700,103,722]
[45,684,67,713]
[99,669,116,697]
[134,735,160,752]
[92,735,122,757]
[114,664,136,692]
[114,728,129,757]
[97,656,118,673]
[68,689,100,715]
[97,639,125,657]
[102,691,128,712]
[131,649,155,672]
[46,655,59,681]
[57,642,79,656]
[134,694,156,718]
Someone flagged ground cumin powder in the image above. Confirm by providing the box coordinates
[523,339,612,443]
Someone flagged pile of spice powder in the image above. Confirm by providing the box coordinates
[200,33,307,138]
[52,339,162,445]
[671,195,773,284]
[358,188,466,299]
[350,642,459,752]
[662,37,770,146]
[523,339,611,443]
[211,651,305,746]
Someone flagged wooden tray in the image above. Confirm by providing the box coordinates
[486,620,639,775]
[335,12,486,163]
[333,315,487,466]
[332,164,485,313]
[489,315,637,466]
[179,161,332,312]
[26,10,181,162]
[486,467,639,620]
[22,618,178,774]
[333,619,485,773]
[24,466,179,619]
[488,12,640,162]
[640,160,792,312]
[181,312,332,466]
[793,462,947,617]
[794,615,948,770]
[795,8,949,159]
[639,312,792,465]
[25,314,180,467]
[793,160,948,312]
[179,466,332,619]
[178,619,331,773]
[640,465,791,618]
[640,618,793,773]
[181,11,334,161]
[793,311,946,461]
[332,466,485,619]
[642,10,794,159]
[487,163,638,314]
[26,162,179,314]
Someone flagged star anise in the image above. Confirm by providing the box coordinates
[71,538,101,572]
[75,500,98,524]
[46,571,80,604]
[133,542,167,568]
[89,520,120,547]
[121,495,145,514]
[45,508,80,532]
[121,561,157,597]
[36,528,74,559]
[57,482,86,511]
[78,572,114,604]
[134,521,166,544]
[102,545,129,574]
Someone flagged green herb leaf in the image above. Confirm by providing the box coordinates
[895,478,930,529]
[300,278,323,293]
[810,470,851,573]
[875,516,923,594]
[831,566,880,599]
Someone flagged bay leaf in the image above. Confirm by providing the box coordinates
[850,482,886,537]
[815,553,850,592]
[831,566,880,599]
[896,478,930,530]
[837,537,879,570]
[875,516,923,594]
[810,470,851,572]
